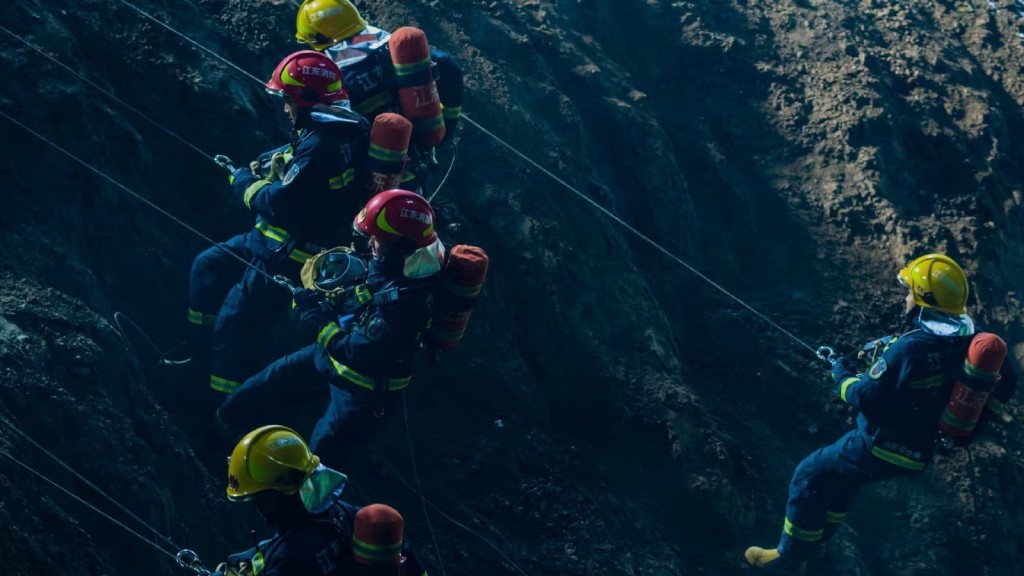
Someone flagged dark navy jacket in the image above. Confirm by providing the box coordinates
[302,256,435,392]
[231,108,370,253]
[833,318,1018,469]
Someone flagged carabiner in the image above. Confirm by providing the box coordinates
[815,345,837,366]
[213,154,236,173]
[176,549,211,576]
[272,274,301,294]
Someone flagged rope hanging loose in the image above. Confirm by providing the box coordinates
[402,395,447,576]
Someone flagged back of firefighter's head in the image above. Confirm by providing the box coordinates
[353,190,438,258]
[898,253,969,315]
[353,504,406,576]
[226,425,320,504]
[295,0,368,51]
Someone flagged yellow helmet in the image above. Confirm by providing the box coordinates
[898,253,969,315]
[226,426,321,501]
[295,0,367,51]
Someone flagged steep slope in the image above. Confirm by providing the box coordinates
[0,1,1022,575]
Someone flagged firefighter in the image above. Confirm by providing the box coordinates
[180,50,370,398]
[293,0,464,193]
[216,190,443,468]
[217,426,428,576]
[744,254,1018,573]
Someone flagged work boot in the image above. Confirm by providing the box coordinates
[743,547,806,575]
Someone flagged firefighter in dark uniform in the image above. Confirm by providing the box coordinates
[183,50,370,396]
[293,0,465,193]
[217,190,442,468]
[745,254,1018,573]
[217,426,428,576]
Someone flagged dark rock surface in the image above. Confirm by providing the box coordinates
[1,1,1022,575]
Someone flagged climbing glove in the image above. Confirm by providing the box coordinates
[829,354,856,382]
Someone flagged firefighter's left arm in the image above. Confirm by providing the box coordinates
[232,145,320,224]
[834,339,912,419]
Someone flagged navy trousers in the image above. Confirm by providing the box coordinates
[217,344,390,468]
[778,429,914,560]
[189,228,300,393]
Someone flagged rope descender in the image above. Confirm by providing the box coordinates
[815,345,837,366]
[176,549,212,576]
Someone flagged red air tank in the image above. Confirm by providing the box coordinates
[427,244,488,350]
[938,332,1007,439]
[367,113,412,194]
[389,27,446,148]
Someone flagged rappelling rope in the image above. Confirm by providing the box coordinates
[428,142,458,203]
[458,113,818,354]
[116,0,265,85]
[111,1,818,356]
[0,445,213,575]
[0,414,181,553]
[0,447,180,559]
[0,24,220,167]
[0,110,293,293]
[0,444,179,559]
[370,446,532,576]
[401,395,447,576]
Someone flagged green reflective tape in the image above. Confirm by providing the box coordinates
[318,322,342,348]
[839,377,859,402]
[369,142,409,162]
[986,396,1005,415]
[210,375,240,394]
[870,447,926,471]
[963,359,1000,381]
[243,179,271,208]
[783,518,823,542]
[908,374,944,389]
[825,511,847,524]
[329,168,355,190]
[352,536,402,562]
[187,308,217,326]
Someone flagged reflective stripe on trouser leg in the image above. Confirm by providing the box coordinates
[781,429,910,560]
[217,345,327,433]
[209,246,297,389]
[188,234,250,331]
[822,510,847,541]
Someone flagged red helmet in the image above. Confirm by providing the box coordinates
[266,50,348,107]
[354,190,437,251]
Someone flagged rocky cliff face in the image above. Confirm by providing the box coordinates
[1,1,1022,575]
